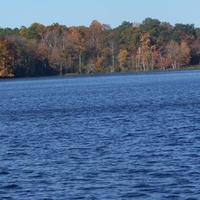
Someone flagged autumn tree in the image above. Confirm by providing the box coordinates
[5,35,28,77]
[118,49,128,71]
[191,40,200,64]
[88,20,102,58]
[137,32,154,70]
[179,41,191,66]
[100,24,118,72]
[43,23,67,75]
[166,40,190,69]
[65,26,87,74]
[165,40,180,69]
[87,20,105,72]
[154,47,168,70]
[0,37,14,77]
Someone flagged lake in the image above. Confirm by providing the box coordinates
[1,70,200,199]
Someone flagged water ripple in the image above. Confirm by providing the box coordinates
[1,71,200,199]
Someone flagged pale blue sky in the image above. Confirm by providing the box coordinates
[1,0,200,29]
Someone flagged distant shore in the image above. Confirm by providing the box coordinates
[1,65,200,79]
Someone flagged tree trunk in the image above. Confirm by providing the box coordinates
[111,42,115,72]
[60,63,63,75]
[79,52,82,74]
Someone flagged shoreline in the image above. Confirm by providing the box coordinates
[1,65,200,79]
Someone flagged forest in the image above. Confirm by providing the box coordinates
[1,17,200,77]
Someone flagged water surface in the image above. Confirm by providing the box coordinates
[1,70,200,199]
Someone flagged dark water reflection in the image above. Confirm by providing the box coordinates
[1,70,200,199]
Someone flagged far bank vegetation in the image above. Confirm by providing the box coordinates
[0,18,200,77]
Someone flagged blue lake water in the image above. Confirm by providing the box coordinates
[1,70,200,199]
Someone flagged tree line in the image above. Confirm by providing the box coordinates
[1,18,200,77]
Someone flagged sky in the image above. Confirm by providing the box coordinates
[1,0,200,29]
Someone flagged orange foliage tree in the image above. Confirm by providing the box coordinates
[0,37,14,77]
[66,26,86,74]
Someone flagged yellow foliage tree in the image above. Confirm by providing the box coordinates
[166,40,180,69]
[166,40,190,69]
[89,20,102,59]
[96,57,104,72]
[180,41,190,66]
[118,49,128,71]
[67,26,86,74]
[139,32,151,70]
